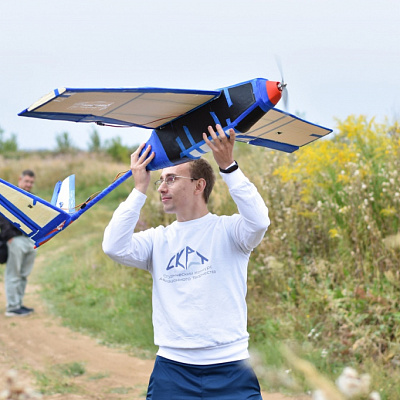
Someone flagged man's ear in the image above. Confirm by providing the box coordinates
[194,178,206,196]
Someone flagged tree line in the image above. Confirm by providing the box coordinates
[0,126,137,163]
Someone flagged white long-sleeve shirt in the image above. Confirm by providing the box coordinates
[103,168,270,364]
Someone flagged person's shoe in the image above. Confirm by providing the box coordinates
[21,305,35,313]
[5,307,33,317]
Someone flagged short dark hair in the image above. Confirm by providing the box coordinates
[189,159,215,204]
[21,169,35,178]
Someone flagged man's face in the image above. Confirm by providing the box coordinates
[18,175,35,192]
[157,163,196,217]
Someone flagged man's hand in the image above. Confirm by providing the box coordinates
[203,125,235,170]
[130,143,155,194]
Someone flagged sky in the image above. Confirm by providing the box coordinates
[1,0,399,151]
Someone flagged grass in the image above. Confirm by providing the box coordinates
[107,386,133,394]
[33,362,86,395]
[1,116,399,399]
[36,203,156,358]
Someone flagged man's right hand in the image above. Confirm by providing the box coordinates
[130,143,155,194]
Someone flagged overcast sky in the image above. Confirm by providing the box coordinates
[1,0,399,150]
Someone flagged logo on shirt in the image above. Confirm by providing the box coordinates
[166,246,209,270]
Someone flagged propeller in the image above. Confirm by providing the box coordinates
[275,56,289,112]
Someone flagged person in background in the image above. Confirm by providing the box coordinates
[0,170,37,317]
[103,125,270,399]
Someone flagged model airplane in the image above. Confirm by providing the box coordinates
[0,77,332,247]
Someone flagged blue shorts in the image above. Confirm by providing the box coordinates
[146,356,263,400]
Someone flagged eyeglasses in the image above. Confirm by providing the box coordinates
[154,175,199,189]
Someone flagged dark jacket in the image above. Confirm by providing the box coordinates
[0,215,22,241]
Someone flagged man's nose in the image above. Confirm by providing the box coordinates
[157,181,168,192]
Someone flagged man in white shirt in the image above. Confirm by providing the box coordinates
[103,125,270,399]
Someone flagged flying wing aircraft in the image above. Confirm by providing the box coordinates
[1,77,332,247]
[19,78,332,170]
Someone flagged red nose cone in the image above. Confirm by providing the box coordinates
[266,80,282,105]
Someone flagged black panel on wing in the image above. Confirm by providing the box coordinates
[154,83,257,162]
[227,83,256,121]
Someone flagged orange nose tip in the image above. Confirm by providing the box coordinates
[266,80,282,105]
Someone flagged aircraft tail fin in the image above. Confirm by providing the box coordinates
[51,175,76,213]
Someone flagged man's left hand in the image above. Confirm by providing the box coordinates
[203,125,235,170]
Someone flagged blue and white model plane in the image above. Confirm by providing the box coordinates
[1,77,332,246]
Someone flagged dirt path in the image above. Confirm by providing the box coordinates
[0,260,307,399]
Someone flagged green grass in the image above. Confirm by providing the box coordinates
[36,203,156,358]
[57,362,86,377]
[107,386,133,394]
[33,362,86,395]
[88,372,110,380]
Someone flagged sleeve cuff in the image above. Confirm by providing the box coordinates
[219,168,248,189]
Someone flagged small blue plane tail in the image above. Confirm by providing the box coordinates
[51,175,76,213]
[0,170,132,248]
